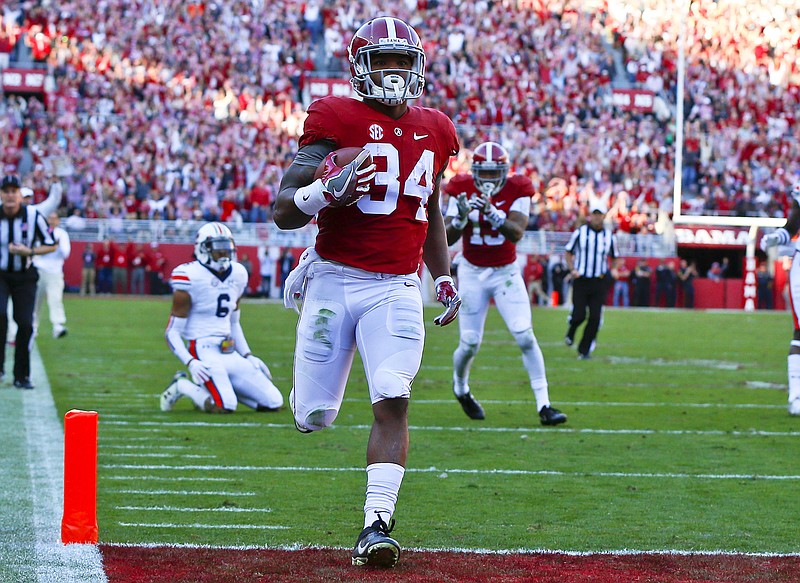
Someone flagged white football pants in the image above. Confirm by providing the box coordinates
[188,338,284,411]
[291,260,424,431]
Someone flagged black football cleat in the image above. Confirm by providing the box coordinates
[455,391,485,420]
[351,515,400,568]
[14,378,34,390]
[564,336,574,347]
[539,405,567,426]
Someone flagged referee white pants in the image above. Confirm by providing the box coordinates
[36,270,67,334]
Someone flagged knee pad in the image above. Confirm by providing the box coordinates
[295,406,338,431]
[371,368,411,402]
[512,328,536,352]
[459,330,482,357]
[290,388,339,431]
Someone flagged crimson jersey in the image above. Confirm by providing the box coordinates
[444,173,533,267]
[300,96,459,274]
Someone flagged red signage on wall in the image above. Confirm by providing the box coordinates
[2,68,46,93]
[674,226,750,247]
[611,89,654,112]
[306,78,354,101]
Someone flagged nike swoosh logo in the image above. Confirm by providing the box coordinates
[413,133,428,140]
[302,192,311,201]
[404,282,415,287]
[356,539,371,554]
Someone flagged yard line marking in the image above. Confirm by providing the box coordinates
[100,464,800,481]
[116,506,273,513]
[118,522,289,530]
[408,400,785,410]
[100,541,800,557]
[99,420,800,437]
[102,400,788,413]
[102,445,190,450]
[104,476,233,482]
[100,453,217,459]
[110,489,256,496]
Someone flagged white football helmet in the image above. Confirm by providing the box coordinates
[195,222,236,273]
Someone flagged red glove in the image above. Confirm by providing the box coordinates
[434,275,461,326]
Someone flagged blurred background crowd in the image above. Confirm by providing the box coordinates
[0,0,798,238]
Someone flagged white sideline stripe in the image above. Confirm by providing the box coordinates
[100,541,800,557]
[99,420,800,437]
[100,464,800,481]
[22,347,108,582]
[116,506,273,513]
[118,522,289,530]
[111,489,256,496]
[105,476,233,482]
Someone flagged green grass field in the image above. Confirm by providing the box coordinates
[38,296,798,554]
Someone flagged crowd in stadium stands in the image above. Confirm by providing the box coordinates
[0,0,797,237]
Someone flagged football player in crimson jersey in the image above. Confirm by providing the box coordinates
[761,182,800,416]
[273,16,460,569]
[444,142,567,426]
[161,223,283,414]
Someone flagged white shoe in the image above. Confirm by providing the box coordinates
[160,373,185,411]
[789,398,800,416]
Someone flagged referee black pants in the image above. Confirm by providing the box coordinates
[566,276,608,357]
[0,269,39,382]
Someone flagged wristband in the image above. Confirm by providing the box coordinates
[486,208,505,229]
[434,275,455,288]
[451,216,468,230]
[293,179,330,216]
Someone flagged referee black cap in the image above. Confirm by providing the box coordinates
[0,175,21,190]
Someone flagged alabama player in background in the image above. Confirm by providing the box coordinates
[273,16,460,569]
[160,222,283,413]
[444,141,567,426]
[761,181,800,416]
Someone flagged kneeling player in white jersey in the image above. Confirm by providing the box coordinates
[761,182,800,416]
[161,222,284,413]
[444,142,566,426]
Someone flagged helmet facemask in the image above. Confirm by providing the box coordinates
[351,46,425,105]
[473,165,509,197]
[195,233,236,273]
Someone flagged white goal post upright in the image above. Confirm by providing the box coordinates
[669,2,785,311]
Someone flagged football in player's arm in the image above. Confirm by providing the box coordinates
[760,182,800,415]
[272,16,460,569]
[443,141,567,427]
[160,222,283,414]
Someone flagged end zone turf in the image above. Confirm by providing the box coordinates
[100,544,800,583]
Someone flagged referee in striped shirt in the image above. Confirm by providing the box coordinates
[564,200,618,360]
[0,175,57,388]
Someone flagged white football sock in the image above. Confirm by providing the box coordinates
[453,340,478,397]
[788,354,800,403]
[363,462,405,529]
[514,329,550,410]
[176,378,212,410]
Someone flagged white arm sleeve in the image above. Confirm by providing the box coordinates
[230,309,253,356]
[165,316,194,366]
